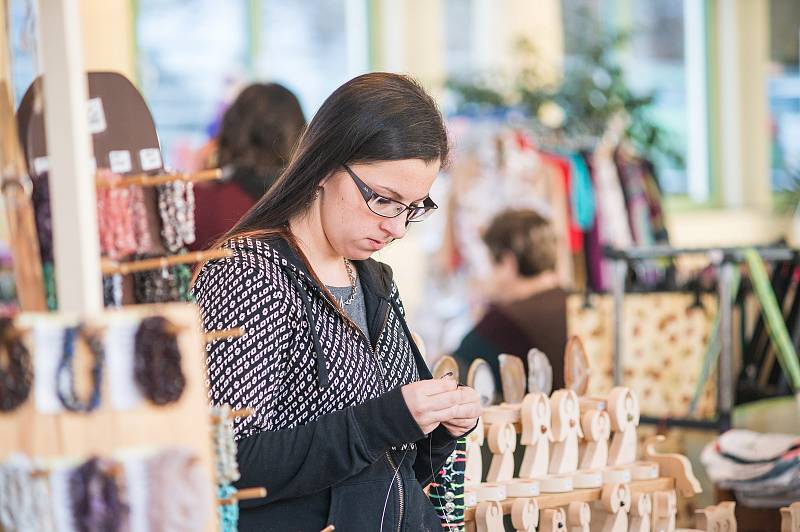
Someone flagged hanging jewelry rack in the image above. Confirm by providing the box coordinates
[95,168,223,189]
[101,248,233,275]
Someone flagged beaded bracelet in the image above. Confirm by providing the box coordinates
[68,457,127,532]
[56,326,104,412]
[133,317,186,405]
[210,405,240,484]
[0,318,33,412]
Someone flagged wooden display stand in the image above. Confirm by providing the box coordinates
[0,303,218,531]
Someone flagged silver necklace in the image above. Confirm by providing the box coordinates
[343,258,356,306]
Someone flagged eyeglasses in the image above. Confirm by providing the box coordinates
[342,164,438,223]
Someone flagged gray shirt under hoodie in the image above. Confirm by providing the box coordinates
[327,279,369,339]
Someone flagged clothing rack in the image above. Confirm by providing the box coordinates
[603,245,797,432]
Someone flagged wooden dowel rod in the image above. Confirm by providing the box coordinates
[96,168,223,189]
[204,327,245,343]
[210,407,254,424]
[101,248,232,275]
[218,486,268,505]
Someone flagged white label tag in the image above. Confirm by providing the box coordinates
[139,148,162,171]
[108,150,132,174]
[33,156,49,176]
[87,97,107,134]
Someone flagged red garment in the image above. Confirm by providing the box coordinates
[540,152,583,252]
[189,181,256,251]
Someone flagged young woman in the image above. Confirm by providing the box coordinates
[193,73,482,531]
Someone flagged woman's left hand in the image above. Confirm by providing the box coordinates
[440,385,483,438]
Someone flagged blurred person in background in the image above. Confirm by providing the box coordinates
[452,208,567,393]
[190,82,306,250]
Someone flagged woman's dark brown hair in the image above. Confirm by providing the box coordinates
[483,209,557,277]
[216,83,306,199]
[216,72,449,246]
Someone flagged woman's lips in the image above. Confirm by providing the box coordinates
[367,238,386,251]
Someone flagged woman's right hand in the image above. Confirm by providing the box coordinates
[401,378,466,434]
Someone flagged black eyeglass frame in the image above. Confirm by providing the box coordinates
[342,164,438,222]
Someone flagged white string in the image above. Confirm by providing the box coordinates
[379,448,409,532]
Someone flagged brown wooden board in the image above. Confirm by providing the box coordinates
[0,303,217,531]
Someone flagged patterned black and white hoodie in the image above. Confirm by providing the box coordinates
[193,236,457,531]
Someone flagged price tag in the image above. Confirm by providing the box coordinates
[87,97,107,134]
[108,150,132,174]
[139,148,162,171]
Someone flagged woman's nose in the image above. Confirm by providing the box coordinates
[380,213,408,240]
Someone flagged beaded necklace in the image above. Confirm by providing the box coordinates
[133,317,185,405]
[0,318,33,412]
[56,326,104,412]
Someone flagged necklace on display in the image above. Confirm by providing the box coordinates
[343,258,356,306]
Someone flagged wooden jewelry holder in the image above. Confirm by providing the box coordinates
[519,392,552,479]
[606,386,640,467]
[549,389,583,476]
[652,490,678,532]
[782,502,800,532]
[511,497,539,532]
[628,493,652,532]
[475,501,504,532]
[465,415,485,488]
[486,421,516,482]
[591,482,631,532]
[695,501,736,532]
[499,353,527,404]
[539,508,567,532]
[567,501,591,532]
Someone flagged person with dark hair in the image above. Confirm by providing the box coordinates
[192,73,482,531]
[190,82,306,250]
[453,209,568,395]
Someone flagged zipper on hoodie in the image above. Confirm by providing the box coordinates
[293,268,406,530]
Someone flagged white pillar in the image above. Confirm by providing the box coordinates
[37,0,102,314]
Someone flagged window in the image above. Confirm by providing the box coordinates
[135,0,368,169]
[768,0,800,191]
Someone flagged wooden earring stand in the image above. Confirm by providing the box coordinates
[511,497,539,532]
[567,501,591,532]
[579,409,610,471]
[782,502,800,532]
[486,421,516,482]
[591,482,631,532]
[606,386,640,467]
[539,508,567,532]
[549,389,584,476]
[475,501,504,532]
[519,392,552,479]
[695,501,737,532]
[628,493,652,532]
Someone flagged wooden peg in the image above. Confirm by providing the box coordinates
[566,501,590,532]
[781,501,800,532]
[629,493,652,532]
[320,526,335,532]
[499,354,526,404]
[465,416,485,487]
[519,393,552,479]
[511,497,539,532]
[564,335,590,396]
[218,486,267,505]
[652,490,677,532]
[486,422,516,483]
[539,508,567,532]
[204,327,245,343]
[592,482,631,532]
[578,409,610,471]
[549,389,583,475]
[606,387,640,466]
[475,501,504,532]
[643,435,702,497]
